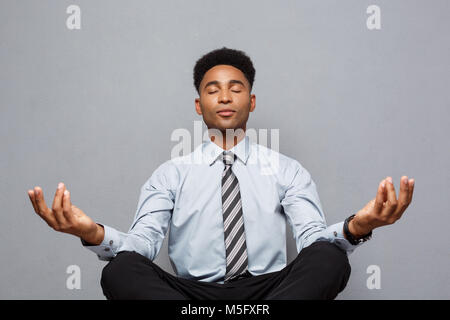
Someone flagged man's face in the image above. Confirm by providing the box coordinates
[195,64,256,134]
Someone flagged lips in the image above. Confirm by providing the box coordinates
[217,109,235,117]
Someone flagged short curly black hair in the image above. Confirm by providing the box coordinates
[193,47,255,94]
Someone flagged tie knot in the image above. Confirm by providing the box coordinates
[222,151,235,166]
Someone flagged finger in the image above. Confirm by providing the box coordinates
[407,178,415,203]
[373,179,386,214]
[383,176,398,217]
[62,189,74,223]
[34,187,51,216]
[52,183,68,226]
[33,186,58,227]
[27,189,39,213]
[382,178,388,208]
[52,182,64,215]
[395,176,410,218]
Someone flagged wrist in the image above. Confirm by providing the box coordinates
[348,219,367,238]
[81,224,104,245]
[343,214,373,245]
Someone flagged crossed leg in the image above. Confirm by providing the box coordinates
[100,250,188,300]
[100,241,351,300]
[264,241,352,300]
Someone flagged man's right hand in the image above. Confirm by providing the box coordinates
[27,182,104,245]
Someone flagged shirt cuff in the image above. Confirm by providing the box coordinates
[80,224,120,261]
[326,221,367,254]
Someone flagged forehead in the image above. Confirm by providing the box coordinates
[201,65,248,87]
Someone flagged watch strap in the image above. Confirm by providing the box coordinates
[344,214,373,245]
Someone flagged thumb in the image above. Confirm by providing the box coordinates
[71,204,81,216]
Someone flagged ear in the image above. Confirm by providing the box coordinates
[249,94,256,112]
[195,98,202,115]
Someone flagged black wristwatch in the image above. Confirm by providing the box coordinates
[343,214,372,245]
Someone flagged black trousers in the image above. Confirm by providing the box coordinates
[100,240,351,300]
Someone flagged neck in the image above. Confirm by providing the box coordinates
[208,127,246,150]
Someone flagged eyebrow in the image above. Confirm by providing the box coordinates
[203,80,246,91]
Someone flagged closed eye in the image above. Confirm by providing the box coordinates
[208,90,241,94]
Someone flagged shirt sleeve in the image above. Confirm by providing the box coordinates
[281,160,366,255]
[81,160,176,261]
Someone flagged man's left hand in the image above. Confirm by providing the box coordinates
[349,176,415,238]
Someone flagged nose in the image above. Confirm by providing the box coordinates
[218,90,232,104]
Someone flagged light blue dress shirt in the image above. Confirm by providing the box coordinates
[82,135,365,283]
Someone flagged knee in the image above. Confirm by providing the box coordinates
[304,241,351,295]
[317,241,350,272]
[101,251,137,282]
[100,251,143,299]
[311,241,350,275]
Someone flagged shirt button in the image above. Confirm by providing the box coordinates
[104,248,110,252]
[333,231,338,237]
[109,240,113,245]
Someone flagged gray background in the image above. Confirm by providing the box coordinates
[1,0,449,299]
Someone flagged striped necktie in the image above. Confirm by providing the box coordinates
[221,150,249,282]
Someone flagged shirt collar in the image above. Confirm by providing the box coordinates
[202,135,251,166]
